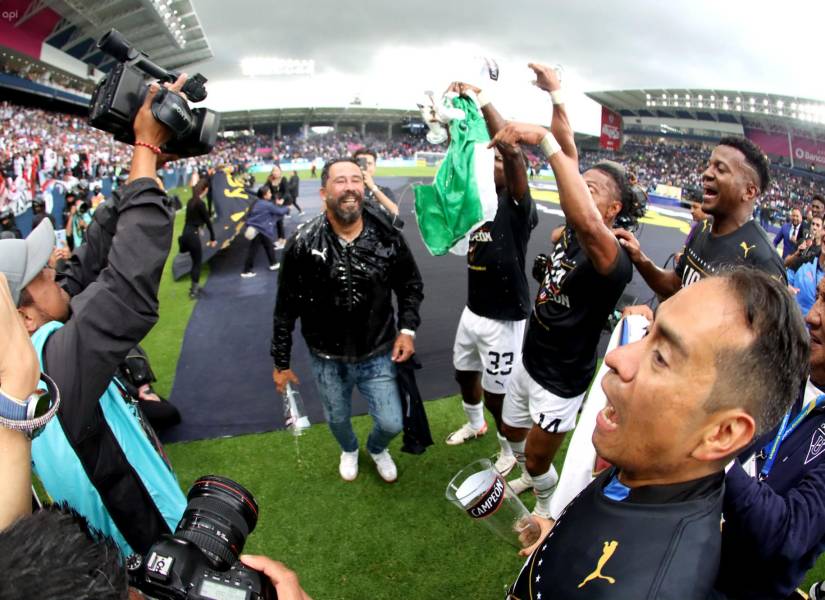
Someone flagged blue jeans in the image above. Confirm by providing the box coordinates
[308,351,403,454]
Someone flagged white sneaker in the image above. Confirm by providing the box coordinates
[274,240,286,249]
[508,472,534,495]
[268,263,280,271]
[240,271,256,278]
[369,449,398,482]
[339,450,359,481]
[494,453,517,477]
[445,421,488,446]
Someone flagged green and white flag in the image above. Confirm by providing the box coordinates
[414,95,498,256]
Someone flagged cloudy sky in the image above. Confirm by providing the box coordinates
[185,0,825,135]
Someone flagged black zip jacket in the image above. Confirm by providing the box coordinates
[271,207,423,368]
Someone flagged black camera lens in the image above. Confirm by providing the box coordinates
[175,475,259,570]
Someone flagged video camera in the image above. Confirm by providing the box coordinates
[89,29,219,158]
[128,475,276,600]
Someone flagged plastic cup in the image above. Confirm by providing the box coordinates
[446,458,541,549]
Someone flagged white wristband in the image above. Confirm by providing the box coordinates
[550,89,565,105]
[540,133,562,158]
[400,328,416,339]
[476,90,491,108]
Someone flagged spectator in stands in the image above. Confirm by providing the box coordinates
[180,178,217,299]
[353,148,401,226]
[241,185,288,278]
[716,275,825,599]
[288,170,303,215]
[0,77,190,558]
[788,243,825,315]
[511,269,807,600]
[774,208,807,259]
[271,158,423,483]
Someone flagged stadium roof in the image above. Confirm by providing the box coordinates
[220,106,421,130]
[587,89,825,137]
[38,0,212,72]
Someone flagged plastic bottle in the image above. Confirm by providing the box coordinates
[283,382,310,436]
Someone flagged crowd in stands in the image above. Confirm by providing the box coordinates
[0,58,94,95]
[4,96,825,231]
[579,137,825,224]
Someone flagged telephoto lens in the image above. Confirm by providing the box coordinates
[175,475,260,570]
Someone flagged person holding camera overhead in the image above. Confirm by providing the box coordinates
[353,148,403,229]
[0,74,190,559]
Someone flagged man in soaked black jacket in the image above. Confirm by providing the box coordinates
[271,158,423,483]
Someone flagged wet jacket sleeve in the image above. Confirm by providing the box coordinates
[271,241,301,369]
[723,459,825,562]
[391,234,424,331]
[43,177,174,437]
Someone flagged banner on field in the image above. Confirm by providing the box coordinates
[600,107,623,151]
[654,184,683,201]
[172,168,254,280]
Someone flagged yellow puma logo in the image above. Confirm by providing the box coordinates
[740,242,756,258]
[578,540,618,588]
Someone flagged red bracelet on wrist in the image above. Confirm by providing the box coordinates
[135,141,161,155]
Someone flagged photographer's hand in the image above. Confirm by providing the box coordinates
[240,555,313,600]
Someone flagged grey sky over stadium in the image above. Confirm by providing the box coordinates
[189,0,825,136]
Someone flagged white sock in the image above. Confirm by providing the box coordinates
[531,465,559,500]
[509,439,526,465]
[497,433,513,458]
[463,402,485,431]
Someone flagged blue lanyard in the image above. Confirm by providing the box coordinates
[759,394,825,480]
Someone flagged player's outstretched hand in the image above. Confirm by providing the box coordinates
[489,122,548,149]
[528,63,561,93]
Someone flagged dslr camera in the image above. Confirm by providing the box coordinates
[128,475,276,600]
[89,29,219,158]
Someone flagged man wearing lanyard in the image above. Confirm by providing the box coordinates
[715,276,825,599]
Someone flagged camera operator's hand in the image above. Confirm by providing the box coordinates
[134,75,188,148]
[240,555,313,600]
[273,368,299,395]
[130,74,187,183]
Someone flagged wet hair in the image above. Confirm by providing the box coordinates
[0,506,128,599]
[718,136,771,194]
[590,160,647,229]
[321,158,361,187]
[353,148,377,161]
[707,268,809,435]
